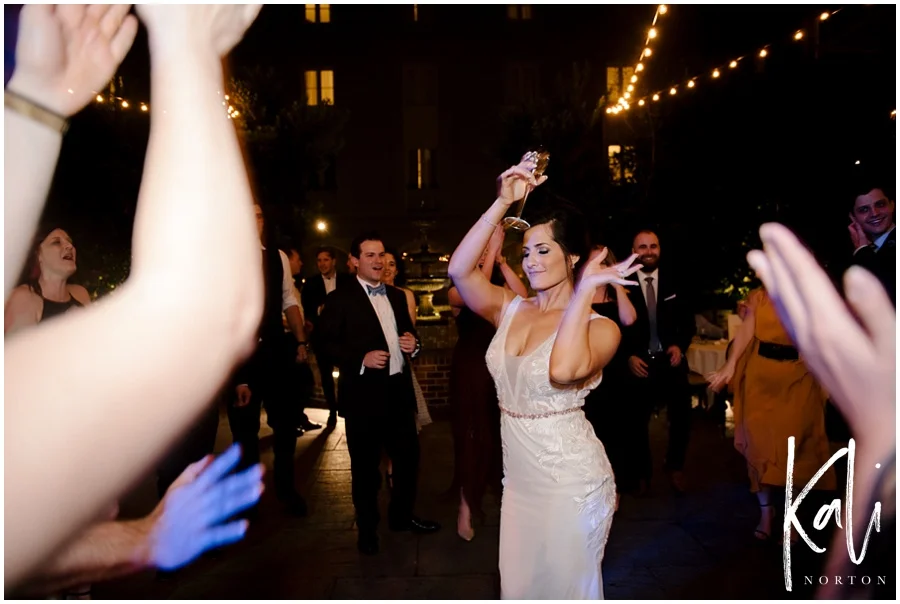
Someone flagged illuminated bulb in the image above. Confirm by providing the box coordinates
[820,12,829,20]
[624,92,631,99]
[644,47,652,57]
[759,48,768,58]
[636,63,644,72]
[652,93,660,101]
[712,69,720,78]
[794,30,804,40]
[729,60,738,68]
[669,87,677,95]
[332,370,340,379]
[224,95,230,100]
[140,103,148,111]
[687,80,695,88]
[227,105,234,112]
[606,108,612,114]
[232,111,240,118]
[648,28,657,39]
[96,94,104,102]
[658,4,667,14]
[892,110,897,119]
[855,160,860,165]
[631,75,638,83]
[121,100,129,108]
[638,99,645,106]
[618,97,626,105]
[627,85,634,92]
[316,220,328,232]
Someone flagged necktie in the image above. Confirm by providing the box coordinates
[645,276,662,352]
[367,283,387,296]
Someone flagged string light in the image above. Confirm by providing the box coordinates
[95,94,104,102]
[622,7,852,114]
[140,103,148,112]
[121,100,129,108]
[658,4,667,14]
[892,110,896,119]
[627,84,634,92]
[631,75,638,84]
[607,4,666,116]
[90,88,241,120]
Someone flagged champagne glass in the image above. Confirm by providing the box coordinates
[502,149,550,231]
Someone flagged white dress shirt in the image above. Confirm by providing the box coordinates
[358,276,405,376]
[323,274,337,294]
[637,268,660,306]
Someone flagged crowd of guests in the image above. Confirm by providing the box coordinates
[3,3,894,599]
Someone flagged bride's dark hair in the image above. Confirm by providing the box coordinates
[521,188,590,283]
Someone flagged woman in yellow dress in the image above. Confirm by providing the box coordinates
[708,287,835,541]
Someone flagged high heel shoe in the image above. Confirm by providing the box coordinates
[457,513,475,541]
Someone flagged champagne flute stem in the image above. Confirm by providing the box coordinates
[514,188,532,220]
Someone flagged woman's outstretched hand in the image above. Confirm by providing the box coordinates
[579,250,642,291]
[8,5,138,117]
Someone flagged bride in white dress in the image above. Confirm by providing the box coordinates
[448,158,641,599]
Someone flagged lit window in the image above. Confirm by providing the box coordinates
[408,149,437,189]
[305,70,335,105]
[608,144,635,184]
[606,66,635,104]
[507,5,532,20]
[305,4,330,23]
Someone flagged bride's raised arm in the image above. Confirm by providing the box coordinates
[448,160,544,327]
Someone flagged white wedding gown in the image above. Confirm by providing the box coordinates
[486,296,616,600]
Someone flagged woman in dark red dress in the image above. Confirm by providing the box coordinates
[448,226,527,541]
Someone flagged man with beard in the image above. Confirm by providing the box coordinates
[848,180,895,305]
[623,230,696,494]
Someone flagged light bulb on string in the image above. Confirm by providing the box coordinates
[648,28,657,39]
[687,80,695,88]
[140,103,148,112]
[820,12,829,21]
[729,60,738,68]
[627,85,634,92]
[669,87,677,95]
[712,68,720,78]
[644,48,652,58]
[606,108,612,114]
[232,111,240,118]
[624,92,631,99]
[636,63,644,72]
[759,48,768,58]
[631,75,638,84]
[652,93,660,101]
[121,100,129,108]
[95,94,104,102]
[638,99,646,106]
[658,4,667,15]
[794,30,804,40]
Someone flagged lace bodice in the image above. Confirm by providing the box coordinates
[486,296,605,417]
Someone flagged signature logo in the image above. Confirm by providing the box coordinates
[783,437,883,592]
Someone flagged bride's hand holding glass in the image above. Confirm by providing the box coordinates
[496,158,546,207]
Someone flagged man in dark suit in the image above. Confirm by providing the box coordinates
[848,182,895,306]
[302,246,355,427]
[228,204,310,517]
[319,232,440,555]
[623,230,696,494]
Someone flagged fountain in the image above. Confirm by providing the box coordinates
[402,221,450,321]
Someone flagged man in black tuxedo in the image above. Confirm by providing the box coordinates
[623,230,696,494]
[848,182,895,306]
[302,247,355,427]
[319,232,440,555]
[228,204,310,517]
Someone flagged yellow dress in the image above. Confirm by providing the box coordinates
[732,290,835,492]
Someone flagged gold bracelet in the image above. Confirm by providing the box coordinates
[4,89,69,134]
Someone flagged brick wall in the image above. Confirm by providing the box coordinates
[308,318,458,413]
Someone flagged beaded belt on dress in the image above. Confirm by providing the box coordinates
[499,405,582,419]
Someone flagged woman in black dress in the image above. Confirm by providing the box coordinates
[580,245,639,497]
[448,226,527,541]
